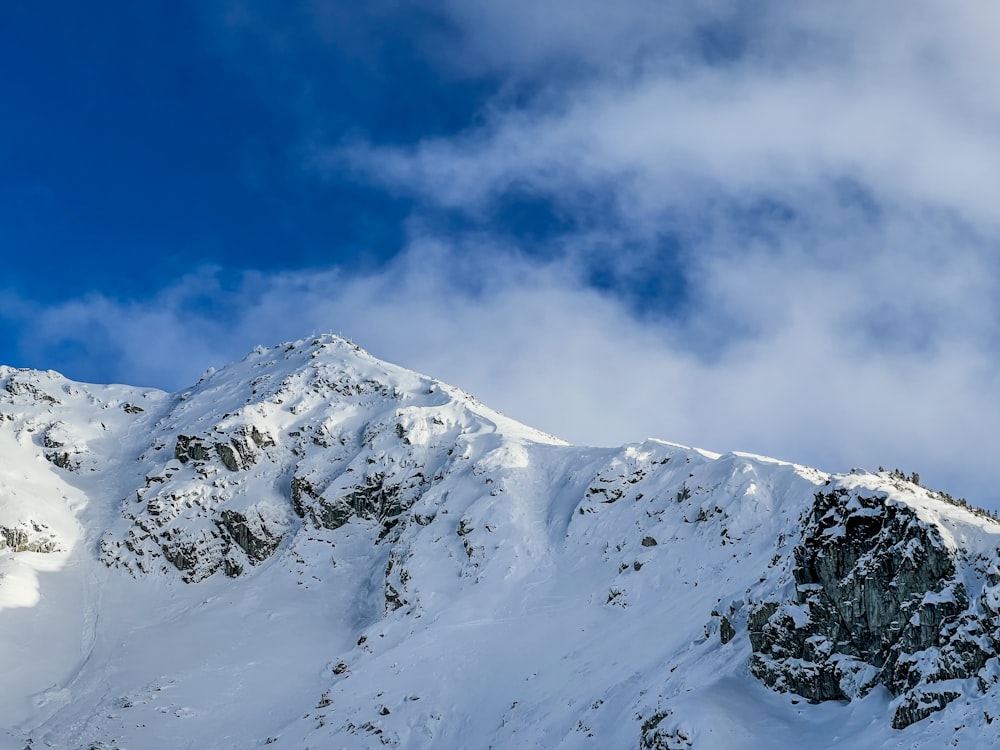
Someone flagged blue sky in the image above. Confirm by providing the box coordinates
[3,1,1000,509]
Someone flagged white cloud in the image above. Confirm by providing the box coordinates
[5,230,1000,509]
[339,64,1000,239]
[307,0,1000,506]
[10,1,1000,509]
[326,2,1000,242]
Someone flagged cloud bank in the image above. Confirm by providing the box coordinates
[6,230,1000,508]
[6,1,1000,508]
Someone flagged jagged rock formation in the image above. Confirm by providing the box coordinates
[748,482,1000,728]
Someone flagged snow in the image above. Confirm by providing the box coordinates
[0,335,997,749]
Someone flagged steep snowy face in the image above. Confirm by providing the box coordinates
[91,337,559,582]
[2,336,1000,750]
[0,366,166,609]
[97,335,565,583]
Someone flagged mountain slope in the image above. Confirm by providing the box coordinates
[0,336,998,749]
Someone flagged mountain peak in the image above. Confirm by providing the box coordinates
[2,337,998,748]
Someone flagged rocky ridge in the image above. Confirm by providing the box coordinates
[94,337,563,584]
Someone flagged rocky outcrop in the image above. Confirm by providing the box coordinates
[174,435,211,464]
[0,521,60,553]
[383,545,412,612]
[218,509,285,565]
[640,710,693,750]
[749,486,1000,728]
[103,502,291,583]
[175,425,272,472]
[291,470,406,532]
[216,425,272,472]
[4,375,59,405]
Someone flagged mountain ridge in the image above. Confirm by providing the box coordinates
[0,335,998,749]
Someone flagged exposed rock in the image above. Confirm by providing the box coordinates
[891,686,962,729]
[159,535,204,576]
[214,442,242,472]
[215,426,269,472]
[749,486,1000,727]
[640,710,693,750]
[43,424,81,471]
[309,497,355,531]
[217,508,285,564]
[44,449,78,471]
[720,615,736,644]
[4,377,59,404]
[0,522,60,553]
[295,470,419,534]
[174,435,211,464]
[290,475,322,518]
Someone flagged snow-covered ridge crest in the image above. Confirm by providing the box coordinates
[95,334,566,581]
[1,335,999,748]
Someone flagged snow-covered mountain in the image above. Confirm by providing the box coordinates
[1,335,998,749]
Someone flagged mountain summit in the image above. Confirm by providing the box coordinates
[1,335,998,749]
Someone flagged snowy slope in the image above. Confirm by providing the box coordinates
[0,336,998,749]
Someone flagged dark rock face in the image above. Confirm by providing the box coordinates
[44,448,77,471]
[640,710,693,750]
[175,426,270,471]
[217,509,284,564]
[749,487,1000,728]
[291,467,427,537]
[174,435,211,464]
[890,687,962,730]
[215,425,270,472]
[719,615,736,645]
